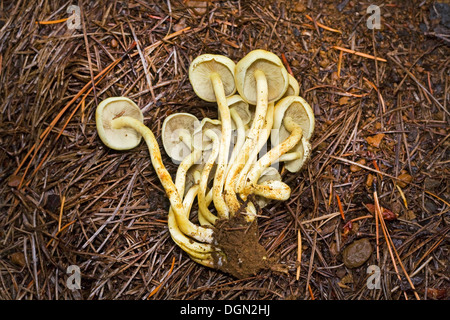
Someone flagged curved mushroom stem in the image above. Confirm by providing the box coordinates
[224,69,269,215]
[168,186,215,261]
[175,148,202,198]
[226,107,246,174]
[210,72,232,219]
[240,116,303,199]
[252,180,291,201]
[198,129,221,226]
[111,116,214,244]
[274,151,302,163]
[235,102,274,195]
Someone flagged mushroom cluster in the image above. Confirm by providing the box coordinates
[95,50,315,278]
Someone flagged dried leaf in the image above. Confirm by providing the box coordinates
[397,172,413,188]
[365,133,385,148]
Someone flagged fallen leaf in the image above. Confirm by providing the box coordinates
[10,252,26,267]
[365,133,385,148]
[427,288,447,300]
[397,172,413,188]
[339,96,350,105]
[8,174,21,187]
[338,273,353,289]
[350,158,366,172]
[365,203,398,221]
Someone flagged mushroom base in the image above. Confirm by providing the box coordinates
[212,213,268,279]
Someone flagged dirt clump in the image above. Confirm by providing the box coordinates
[212,214,268,279]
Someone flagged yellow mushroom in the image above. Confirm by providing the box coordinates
[189,54,236,219]
[225,50,289,215]
[95,97,214,244]
[241,95,315,195]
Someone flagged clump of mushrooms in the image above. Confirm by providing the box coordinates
[95,50,315,278]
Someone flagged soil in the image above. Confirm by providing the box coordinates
[212,214,269,279]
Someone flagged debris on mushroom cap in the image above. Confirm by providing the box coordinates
[95,97,144,151]
[235,49,289,105]
[188,54,236,102]
[162,113,200,163]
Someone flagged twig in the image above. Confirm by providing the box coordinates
[332,46,387,62]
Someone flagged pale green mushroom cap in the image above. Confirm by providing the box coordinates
[235,49,289,105]
[95,97,144,151]
[188,54,236,102]
[162,113,200,163]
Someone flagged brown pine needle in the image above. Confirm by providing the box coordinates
[305,14,342,34]
[147,257,176,299]
[332,46,387,62]
[281,53,294,76]
[35,17,69,25]
[336,194,345,220]
[308,284,315,300]
[374,191,380,262]
[375,191,421,300]
[296,229,302,281]
[337,50,343,78]
[58,195,65,232]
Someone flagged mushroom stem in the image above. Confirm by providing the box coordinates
[168,186,215,260]
[235,102,274,195]
[241,116,303,198]
[224,69,269,214]
[226,108,246,173]
[252,180,291,201]
[175,148,202,198]
[198,129,221,226]
[210,72,232,219]
[111,116,214,243]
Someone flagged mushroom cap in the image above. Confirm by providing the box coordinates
[271,95,315,172]
[255,167,282,208]
[193,117,222,151]
[188,54,236,102]
[272,95,315,144]
[225,95,252,129]
[283,74,300,98]
[95,97,144,150]
[284,137,312,173]
[235,49,289,105]
[162,113,200,162]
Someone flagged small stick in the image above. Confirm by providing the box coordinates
[336,194,345,221]
[332,46,387,62]
[308,284,315,300]
[35,17,69,25]
[281,53,294,76]
[147,256,176,299]
[337,50,343,78]
[58,195,66,232]
[305,14,342,34]
[296,229,302,281]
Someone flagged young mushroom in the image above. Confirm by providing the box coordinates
[162,112,200,164]
[225,49,289,214]
[241,95,315,195]
[270,95,315,172]
[225,95,252,172]
[254,167,288,208]
[96,97,214,244]
[281,74,300,99]
[189,54,236,219]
